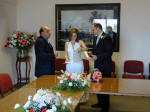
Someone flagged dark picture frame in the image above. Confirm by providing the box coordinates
[56,3,120,52]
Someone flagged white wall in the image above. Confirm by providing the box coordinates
[1,0,150,83]
[0,0,17,84]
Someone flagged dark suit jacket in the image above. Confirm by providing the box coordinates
[35,36,55,77]
[92,32,113,74]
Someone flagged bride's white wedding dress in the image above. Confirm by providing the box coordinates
[66,42,84,73]
[66,41,88,103]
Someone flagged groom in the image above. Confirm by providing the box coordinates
[91,23,113,112]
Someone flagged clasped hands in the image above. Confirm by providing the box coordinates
[88,52,97,61]
[90,55,97,61]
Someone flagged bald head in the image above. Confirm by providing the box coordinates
[39,26,51,39]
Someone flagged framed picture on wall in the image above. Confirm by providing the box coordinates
[55,3,120,52]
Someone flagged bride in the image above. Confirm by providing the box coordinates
[65,28,88,73]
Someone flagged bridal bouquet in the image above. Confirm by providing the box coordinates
[51,71,89,92]
[14,89,73,112]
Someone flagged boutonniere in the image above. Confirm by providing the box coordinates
[101,35,107,39]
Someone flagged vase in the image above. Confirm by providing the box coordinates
[17,49,29,58]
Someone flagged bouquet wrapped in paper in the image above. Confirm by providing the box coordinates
[91,68,102,82]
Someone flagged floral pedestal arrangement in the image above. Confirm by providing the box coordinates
[51,71,89,92]
[14,89,73,112]
[4,32,36,58]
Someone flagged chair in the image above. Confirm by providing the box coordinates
[122,60,145,79]
[83,59,89,73]
[0,73,13,97]
[111,61,116,78]
[55,58,66,75]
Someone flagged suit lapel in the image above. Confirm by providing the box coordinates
[96,32,105,47]
[40,36,53,50]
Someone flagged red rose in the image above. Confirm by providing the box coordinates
[29,109,34,112]
[17,33,21,38]
[22,39,26,43]
[7,37,10,41]
[82,73,86,77]
[67,76,71,80]
[23,42,28,46]
[4,44,8,48]
[42,109,47,112]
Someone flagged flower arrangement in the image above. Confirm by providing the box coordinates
[4,32,36,57]
[14,89,73,112]
[91,69,102,82]
[51,71,89,92]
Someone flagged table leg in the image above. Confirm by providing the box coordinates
[28,61,31,83]
[18,61,21,87]
[75,104,80,112]
[26,62,28,83]
[16,59,19,87]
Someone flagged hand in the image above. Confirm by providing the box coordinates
[77,47,81,53]
[65,59,69,63]
[54,52,58,57]
[91,55,97,61]
[88,52,93,57]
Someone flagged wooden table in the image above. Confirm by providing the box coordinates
[89,78,150,97]
[0,76,150,112]
[0,75,84,112]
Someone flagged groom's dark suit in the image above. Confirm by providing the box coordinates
[35,36,55,77]
[92,32,113,111]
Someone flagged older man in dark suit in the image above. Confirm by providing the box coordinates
[35,26,57,78]
[91,23,113,112]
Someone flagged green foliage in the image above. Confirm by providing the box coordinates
[51,79,89,92]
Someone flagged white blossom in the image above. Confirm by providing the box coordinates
[56,92,61,97]
[46,109,54,112]
[28,96,32,101]
[63,100,67,106]
[37,89,45,95]
[59,80,63,84]
[67,97,72,104]
[69,82,73,86]
[52,105,57,111]
[23,101,31,109]
[14,104,20,109]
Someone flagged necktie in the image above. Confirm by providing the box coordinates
[96,36,100,45]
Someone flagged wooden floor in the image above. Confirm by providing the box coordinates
[1,87,150,112]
